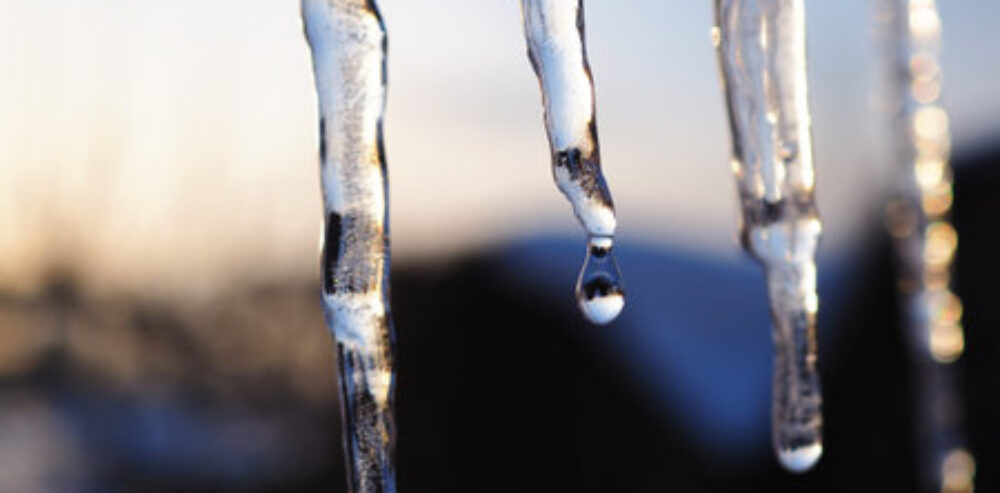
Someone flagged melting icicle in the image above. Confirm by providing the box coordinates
[577,235,625,325]
[520,0,625,325]
[302,1,396,492]
[712,0,823,472]
[882,0,974,490]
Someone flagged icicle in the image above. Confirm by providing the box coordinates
[520,0,625,325]
[302,1,396,492]
[882,0,974,490]
[712,0,823,472]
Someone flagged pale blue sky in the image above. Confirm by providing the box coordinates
[0,1,997,295]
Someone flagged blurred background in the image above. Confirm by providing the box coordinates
[0,0,998,491]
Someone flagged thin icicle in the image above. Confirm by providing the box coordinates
[302,1,396,491]
[883,0,974,490]
[712,0,823,472]
[520,0,625,325]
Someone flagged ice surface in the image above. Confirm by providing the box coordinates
[302,0,396,491]
[521,0,625,324]
[712,0,823,472]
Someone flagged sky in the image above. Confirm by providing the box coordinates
[0,0,998,297]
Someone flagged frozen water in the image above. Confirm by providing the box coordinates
[778,442,822,473]
[520,0,625,324]
[302,0,396,491]
[883,0,973,490]
[712,0,823,472]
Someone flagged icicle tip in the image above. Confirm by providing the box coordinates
[778,442,822,473]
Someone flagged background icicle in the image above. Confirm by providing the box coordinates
[882,0,975,491]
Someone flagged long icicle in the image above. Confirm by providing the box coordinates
[712,0,823,472]
[302,1,396,491]
[883,0,975,491]
[520,0,625,325]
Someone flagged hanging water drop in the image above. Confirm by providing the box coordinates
[576,236,625,325]
[301,0,396,491]
[520,0,625,325]
[712,0,824,472]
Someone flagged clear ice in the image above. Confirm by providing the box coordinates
[883,0,974,490]
[712,0,823,472]
[302,0,396,491]
[520,0,625,325]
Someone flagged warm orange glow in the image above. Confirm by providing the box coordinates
[942,448,976,493]
[924,221,957,267]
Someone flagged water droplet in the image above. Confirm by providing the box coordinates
[521,0,625,320]
[575,236,625,325]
